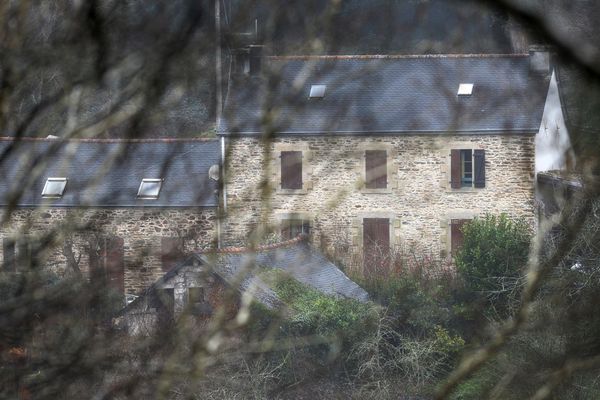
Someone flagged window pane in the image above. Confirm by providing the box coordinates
[460,150,473,187]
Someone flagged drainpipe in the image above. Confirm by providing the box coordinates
[215,0,224,249]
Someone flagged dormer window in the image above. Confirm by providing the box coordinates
[137,179,163,199]
[457,83,474,96]
[309,84,326,99]
[41,178,67,198]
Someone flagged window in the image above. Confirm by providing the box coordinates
[280,151,302,190]
[137,179,163,199]
[450,219,470,256]
[151,288,175,326]
[365,150,387,189]
[161,237,184,272]
[450,149,485,189]
[42,178,67,198]
[281,219,310,240]
[457,83,474,96]
[309,84,326,98]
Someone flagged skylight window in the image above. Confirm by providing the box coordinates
[309,84,326,98]
[137,179,163,199]
[457,83,474,96]
[41,178,67,198]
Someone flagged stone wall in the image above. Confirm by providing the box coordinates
[223,134,536,271]
[0,208,217,295]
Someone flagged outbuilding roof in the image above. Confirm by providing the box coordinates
[0,138,220,207]
[118,236,369,319]
[219,54,548,135]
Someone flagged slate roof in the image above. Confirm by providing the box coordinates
[199,237,370,305]
[119,236,369,317]
[219,54,548,135]
[0,138,219,207]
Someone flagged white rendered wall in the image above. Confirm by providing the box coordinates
[536,70,574,172]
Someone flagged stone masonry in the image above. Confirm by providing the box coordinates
[0,208,216,295]
[223,134,536,271]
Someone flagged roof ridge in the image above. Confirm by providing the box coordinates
[0,137,218,143]
[199,235,308,254]
[268,53,529,61]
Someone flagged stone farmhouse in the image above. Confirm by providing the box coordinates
[0,48,572,314]
[0,138,220,298]
[219,49,570,272]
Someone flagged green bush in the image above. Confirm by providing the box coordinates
[456,214,532,315]
[274,276,379,347]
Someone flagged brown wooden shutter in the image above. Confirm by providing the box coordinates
[450,219,469,256]
[450,149,461,189]
[363,218,390,275]
[474,149,486,188]
[365,150,387,189]
[2,238,15,272]
[161,237,184,272]
[106,237,125,295]
[281,151,303,189]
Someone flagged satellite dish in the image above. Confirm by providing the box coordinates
[208,164,220,181]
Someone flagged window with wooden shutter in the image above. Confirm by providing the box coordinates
[365,150,387,189]
[450,149,485,189]
[363,218,390,275]
[450,219,470,256]
[161,237,184,272]
[281,151,303,189]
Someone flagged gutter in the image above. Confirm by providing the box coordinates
[216,128,540,136]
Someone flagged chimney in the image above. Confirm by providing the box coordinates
[529,45,551,75]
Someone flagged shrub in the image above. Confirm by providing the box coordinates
[274,276,379,348]
[456,214,532,315]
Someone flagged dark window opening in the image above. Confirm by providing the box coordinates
[281,219,310,240]
[365,150,387,189]
[161,237,185,272]
[151,288,175,326]
[451,219,470,257]
[363,218,390,275]
[188,287,212,316]
[281,151,303,190]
